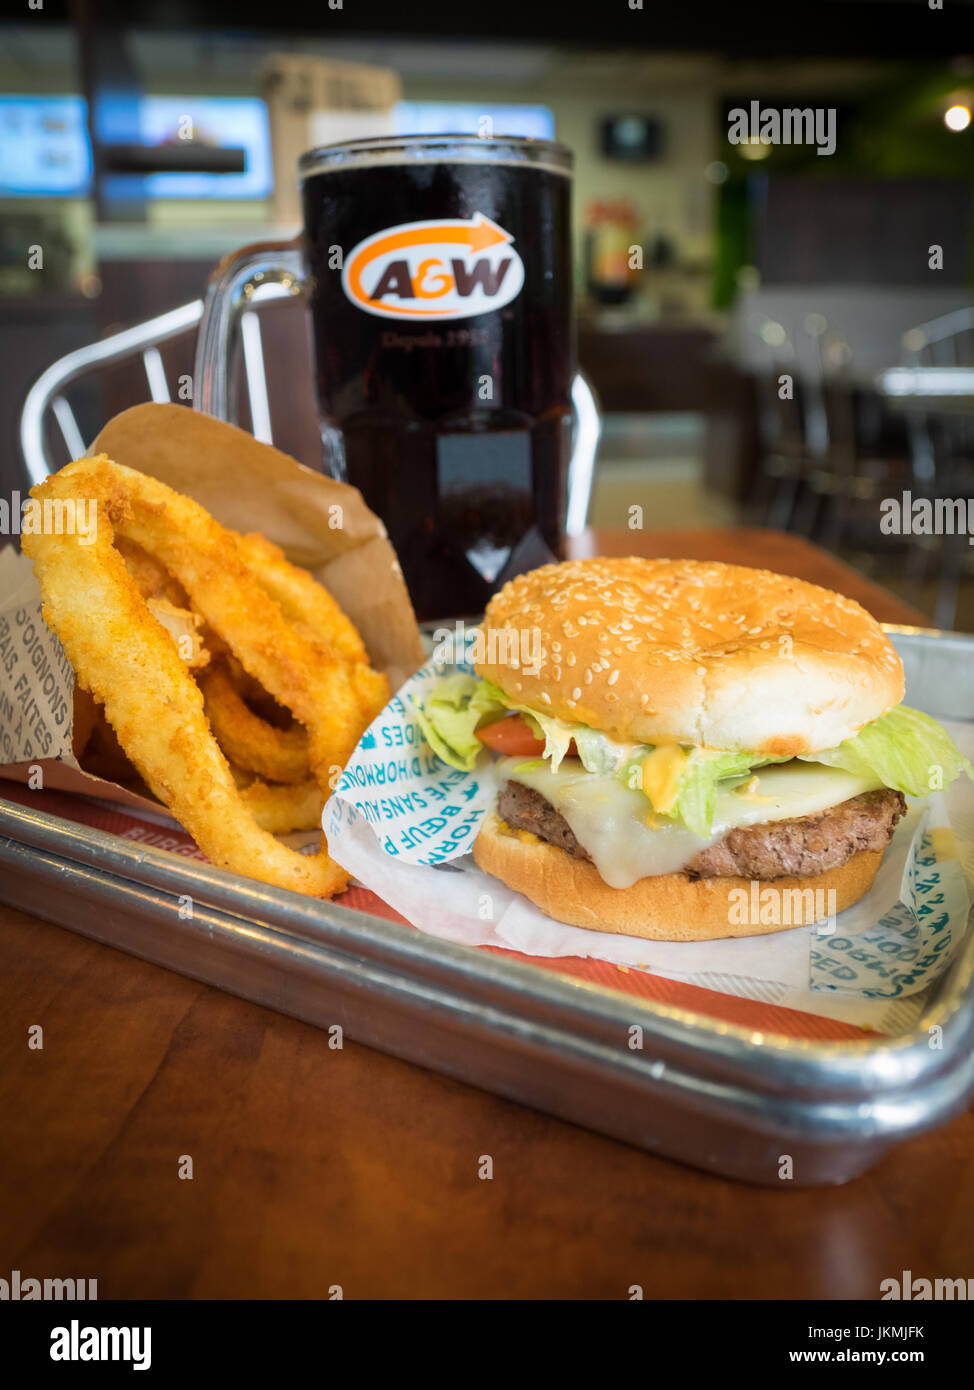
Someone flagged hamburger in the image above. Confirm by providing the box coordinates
[417,557,973,941]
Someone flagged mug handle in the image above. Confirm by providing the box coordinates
[193,238,306,424]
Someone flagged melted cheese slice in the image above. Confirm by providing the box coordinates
[498,756,884,889]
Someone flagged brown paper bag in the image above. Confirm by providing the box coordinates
[0,402,425,814]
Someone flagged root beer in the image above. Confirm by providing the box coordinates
[300,135,575,621]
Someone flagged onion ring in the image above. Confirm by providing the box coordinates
[199,660,310,784]
[145,597,210,670]
[116,535,188,606]
[79,714,142,785]
[238,775,324,834]
[235,532,369,664]
[23,454,375,897]
[236,532,390,725]
[71,686,101,761]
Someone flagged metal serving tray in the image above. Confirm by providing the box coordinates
[2,626,973,1187]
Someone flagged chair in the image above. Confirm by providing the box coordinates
[794,322,912,552]
[18,293,602,539]
[899,306,974,629]
[746,318,809,531]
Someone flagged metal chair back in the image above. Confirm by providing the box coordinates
[902,306,974,489]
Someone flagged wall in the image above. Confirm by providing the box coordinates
[0,32,724,277]
[408,76,720,269]
[0,29,931,306]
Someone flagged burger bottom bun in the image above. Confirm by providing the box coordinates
[472,813,883,942]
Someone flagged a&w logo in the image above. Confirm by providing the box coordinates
[342,213,524,321]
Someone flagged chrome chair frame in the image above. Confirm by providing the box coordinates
[899,306,974,630]
[20,300,205,488]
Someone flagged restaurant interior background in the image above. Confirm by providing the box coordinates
[3,1,973,627]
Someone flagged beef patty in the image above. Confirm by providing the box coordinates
[496,778,907,880]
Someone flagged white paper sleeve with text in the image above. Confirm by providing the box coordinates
[325,654,496,867]
[0,549,73,765]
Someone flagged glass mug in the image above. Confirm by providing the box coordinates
[194,134,576,621]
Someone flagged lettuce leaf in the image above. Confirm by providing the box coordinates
[657,704,972,834]
[799,704,974,796]
[619,747,783,837]
[415,674,781,825]
[525,708,579,774]
[416,669,973,836]
[573,725,638,776]
[411,674,506,771]
[415,674,602,775]
[616,745,777,831]
[672,749,777,838]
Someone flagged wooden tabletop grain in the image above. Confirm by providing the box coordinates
[2,527,970,1301]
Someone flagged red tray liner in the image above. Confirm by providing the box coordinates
[1,782,869,1041]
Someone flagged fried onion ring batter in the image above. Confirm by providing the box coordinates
[235,531,390,726]
[200,659,310,784]
[23,454,382,897]
[239,775,325,834]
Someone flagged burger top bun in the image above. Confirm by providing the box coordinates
[476,557,904,757]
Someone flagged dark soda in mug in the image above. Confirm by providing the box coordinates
[299,135,575,621]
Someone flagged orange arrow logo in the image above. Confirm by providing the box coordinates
[346,214,514,308]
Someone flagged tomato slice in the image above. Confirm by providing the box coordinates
[475,714,546,757]
[476,714,580,760]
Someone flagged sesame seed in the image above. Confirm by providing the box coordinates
[571,687,581,701]
[608,670,620,686]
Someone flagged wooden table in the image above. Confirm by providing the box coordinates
[2,528,970,1301]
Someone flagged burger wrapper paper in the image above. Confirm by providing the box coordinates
[0,402,424,814]
[323,650,974,1033]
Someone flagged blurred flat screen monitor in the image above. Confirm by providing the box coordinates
[600,114,663,161]
[134,96,272,199]
[0,94,271,198]
[394,101,555,140]
[0,96,92,196]
[1,95,553,199]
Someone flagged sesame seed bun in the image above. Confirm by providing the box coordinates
[476,558,904,756]
[473,811,882,941]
